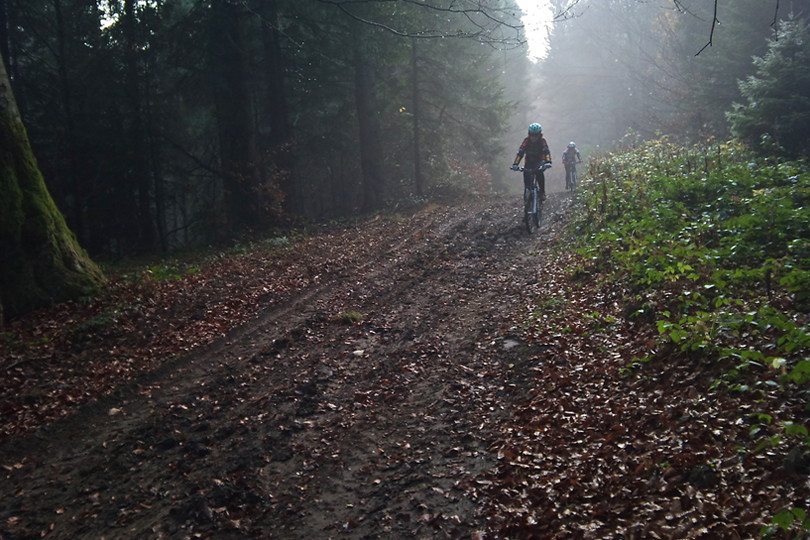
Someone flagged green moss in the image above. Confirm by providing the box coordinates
[0,83,104,319]
[337,311,364,325]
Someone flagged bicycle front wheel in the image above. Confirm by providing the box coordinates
[533,199,541,229]
[525,190,535,234]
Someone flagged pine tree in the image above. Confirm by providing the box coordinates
[727,17,810,157]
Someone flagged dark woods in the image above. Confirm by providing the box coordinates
[1,0,807,260]
[0,0,517,257]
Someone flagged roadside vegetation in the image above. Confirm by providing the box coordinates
[570,138,809,536]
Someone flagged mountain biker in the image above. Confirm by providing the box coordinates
[562,141,582,189]
[511,123,552,200]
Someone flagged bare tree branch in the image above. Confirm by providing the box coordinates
[671,0,702,19]
[549,0,586,22]
[690,0,781,55]
[695,0,718,56]
[313,0,526,48]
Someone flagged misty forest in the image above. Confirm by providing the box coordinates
[1,0,809,538]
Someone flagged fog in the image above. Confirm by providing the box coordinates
[502,0,807,192]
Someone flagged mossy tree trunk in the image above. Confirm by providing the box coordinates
[0,55,104,320]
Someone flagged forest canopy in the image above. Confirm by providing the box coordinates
[0,0,807,259]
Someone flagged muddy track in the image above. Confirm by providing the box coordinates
[1,194,572,539]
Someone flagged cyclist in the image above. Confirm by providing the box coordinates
[562,141,582,190]
[511,123,552,200]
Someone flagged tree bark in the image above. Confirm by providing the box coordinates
[0,55,104,319]
[0,0,8,71]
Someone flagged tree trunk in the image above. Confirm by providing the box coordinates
[0,55,104,319]
[0,0,9,70]
[354,45,384,211]
[258,0,294,216]
[259,0,289,146]
[411,39,424,197]
[147,87,168,252]
[53,0,85,246]
[210,0,261,232]
[123,0,155,252]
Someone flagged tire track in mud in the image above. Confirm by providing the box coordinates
[0,194,572,539]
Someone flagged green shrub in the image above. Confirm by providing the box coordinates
[571,138,809,384]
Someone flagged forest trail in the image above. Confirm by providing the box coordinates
[3,192,803,539]
[1,194,574,538]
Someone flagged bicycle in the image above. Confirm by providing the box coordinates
[512,162,551,234]
[564,161,581,191]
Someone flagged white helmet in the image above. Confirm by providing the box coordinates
[568,141,576,148]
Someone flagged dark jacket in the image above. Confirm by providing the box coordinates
[515,136,551,167]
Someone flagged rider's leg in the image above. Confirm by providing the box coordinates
[523,170,532,201]
[523,170,533,190]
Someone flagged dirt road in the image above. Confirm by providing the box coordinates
[1,194,574,539]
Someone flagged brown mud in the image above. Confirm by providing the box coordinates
[1,194,572,539]
[3,192,806,539]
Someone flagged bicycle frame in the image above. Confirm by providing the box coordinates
[565,160,581,191]
[513,162,550,234]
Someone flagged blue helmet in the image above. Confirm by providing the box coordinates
[528,123,542,135]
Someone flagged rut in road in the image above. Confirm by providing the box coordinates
[0,194,573,539]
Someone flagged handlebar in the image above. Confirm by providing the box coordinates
[511,162,552,172]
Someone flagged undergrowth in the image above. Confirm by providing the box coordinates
[569,138,810,537]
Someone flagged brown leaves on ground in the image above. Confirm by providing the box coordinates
[0,195,807,538]
[470,249,809,538]
[0,217,418,443]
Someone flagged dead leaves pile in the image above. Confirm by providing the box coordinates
[0,216,425,443]
[1,198,807,538]
[470,250,809,538]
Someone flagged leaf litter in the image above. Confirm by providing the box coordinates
[0,194,807,539]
